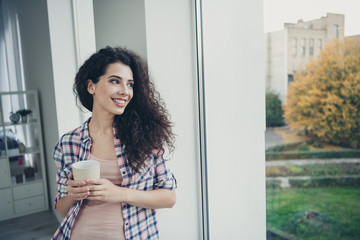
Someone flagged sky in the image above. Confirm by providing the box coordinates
[263,0,360,36]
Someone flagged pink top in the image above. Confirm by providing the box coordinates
[71,155,125,240]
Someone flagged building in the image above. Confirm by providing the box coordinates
[265,13,344,103]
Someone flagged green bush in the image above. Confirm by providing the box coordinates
[266,179,282,189]
[266,91,285,127]
[289,176,360,188]
[266,149,360,160]
[266,163,360,177]
[298,142,310,151]
[266,142,303,152]
[313,138,323,148]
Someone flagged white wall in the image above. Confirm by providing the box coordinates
[202,0,266,239]
[46,0,82,136]
[93,0,147,60]
[46,0,96,220]
[144,1,203,239]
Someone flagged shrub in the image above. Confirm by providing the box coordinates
[266,179,282,189]
[313,138,323,148]
[266,149,360,160]
[266,142,303,152]
[289,176,360,188]
[298,142,310,151]
[266,91,285,127]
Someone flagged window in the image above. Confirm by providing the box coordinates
[318,39,322,50]
[0,0,25,92]
[291,38,297,56]
[288,74,294,84]
[300,38,306,56]
[264,4,360,240]
[309,38,314,56]
[333,24,339,38]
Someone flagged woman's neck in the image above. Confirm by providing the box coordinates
[89,113,114,134]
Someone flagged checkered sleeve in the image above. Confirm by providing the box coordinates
[53,140,70,209]
[153,151,177,190]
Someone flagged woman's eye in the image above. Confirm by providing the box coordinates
[110,79,119,84]
[128,83,134,88]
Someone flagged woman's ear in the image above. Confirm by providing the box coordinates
[87,79,95,94]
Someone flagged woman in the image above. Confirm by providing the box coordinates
[52,46,176,240]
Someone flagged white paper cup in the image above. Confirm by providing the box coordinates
[72,160,100,181]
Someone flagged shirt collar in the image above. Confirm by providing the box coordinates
[80,118,91,143]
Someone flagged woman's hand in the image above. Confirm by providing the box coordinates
[86,179,176,209]
[56,173,89,218]
[66,173,89,201]
[86,178,124,203]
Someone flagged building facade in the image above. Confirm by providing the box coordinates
[265,13,344,103]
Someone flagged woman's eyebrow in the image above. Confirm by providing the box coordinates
[108,75,122,79]
[108,75,134,81]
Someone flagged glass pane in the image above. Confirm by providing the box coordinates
[264,2,360,239]
[10,153,42,184]
[1,92,37,126]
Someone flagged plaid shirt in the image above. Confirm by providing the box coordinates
[52,118,176,240]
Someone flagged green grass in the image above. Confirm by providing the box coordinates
[266,163,360,177]
[267,187,360,240]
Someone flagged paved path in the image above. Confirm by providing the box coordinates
[266,158,360,166]
[265,130,283,149]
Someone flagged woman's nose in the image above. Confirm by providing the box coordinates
[118,83,130,95]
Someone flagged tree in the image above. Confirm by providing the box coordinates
[266,91,285,127]
[284,38,360,148]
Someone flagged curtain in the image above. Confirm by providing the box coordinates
[0,0,25,93]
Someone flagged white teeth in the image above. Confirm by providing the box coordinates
[113,99,125,104]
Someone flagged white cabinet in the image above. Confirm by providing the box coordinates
[14,195,46,215]
[0,91,49,220]
[0,188,13,220]
[0,158,10,189]
[13,182,44,200]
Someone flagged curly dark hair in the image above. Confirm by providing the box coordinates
[73,46,174,172]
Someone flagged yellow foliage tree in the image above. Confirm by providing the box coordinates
[284,38,360,148]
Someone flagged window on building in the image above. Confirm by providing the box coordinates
[309,38,314,56]
[288,74,294,84]
[291,38,297,56]
[318,39,322,50]
[333,24,339,38]
[300,38,306,56]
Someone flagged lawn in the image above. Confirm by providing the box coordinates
[267,187,360,240]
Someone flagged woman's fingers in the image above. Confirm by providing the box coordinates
[67,178,86,187]
[67,185,89,193]
[69,192,88,200]
[67,186,89,200]
[66,173,89,201]
[85,178,104,185]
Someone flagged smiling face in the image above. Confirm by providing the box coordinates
[87,62,134,117]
